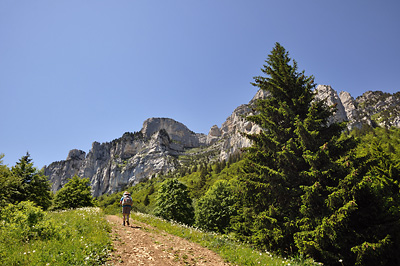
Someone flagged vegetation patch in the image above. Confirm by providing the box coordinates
[129,211,318,266]
[0,203,112,266]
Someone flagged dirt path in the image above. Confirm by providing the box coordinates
[106,215,232,266]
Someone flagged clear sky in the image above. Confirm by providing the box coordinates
[1,1,399,169]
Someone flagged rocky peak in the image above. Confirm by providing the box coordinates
[314,85,348,124]
[355,91,400,128]
[45,85,399,197]
[206,125,222,145]
[141,117,206,148]
[66,149,86,161]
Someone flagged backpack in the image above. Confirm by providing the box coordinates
[122,195,133,206]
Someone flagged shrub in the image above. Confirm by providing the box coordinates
[154,178,194,225]
[195,180,236,233]
[0,205,112,265]
[0,201,59,241]
[52,175,94,210]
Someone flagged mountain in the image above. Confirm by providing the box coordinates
[315,85,400,129]
[44,86,400,196]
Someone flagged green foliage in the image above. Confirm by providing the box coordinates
[132,212,318,266]
[8,153,52,210]
[96,192,123,215]
[195,180,237,233]
[52,175,95,210]
[229,43,400,266]
[232,43,387,266]
[353,127,400,160]
[294,142,400,265]
[0,204,112,265]
[0,201,58,243]
[154,178,194,225]
[233,42,345,252]
[0,154,21,208]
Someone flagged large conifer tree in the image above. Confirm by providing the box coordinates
[234,43,400,265]
[233,42,352,255]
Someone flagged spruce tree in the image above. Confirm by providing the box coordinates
[234,43,400,265]
[11,153,52,210]
[296,132,400,265]
[233,43,352,256]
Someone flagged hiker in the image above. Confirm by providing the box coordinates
[120,191,133,226]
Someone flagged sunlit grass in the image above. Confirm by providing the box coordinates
[129,211,320,266]
[0,204,112,266]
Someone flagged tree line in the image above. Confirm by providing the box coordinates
[0,153,94,211]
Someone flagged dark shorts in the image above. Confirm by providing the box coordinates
[122,206,131,214]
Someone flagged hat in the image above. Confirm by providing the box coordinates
[123,191,130,195]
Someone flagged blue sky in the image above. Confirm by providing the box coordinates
[1,1,399,168]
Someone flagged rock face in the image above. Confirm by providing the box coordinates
[44,86,400,196]
[141,117,207,149]
[315,85,348,124]
[315,85,400,129]
[45,124,205,197]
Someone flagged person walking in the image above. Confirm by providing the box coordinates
[120,191,133,226]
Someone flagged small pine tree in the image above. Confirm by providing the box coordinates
[214,161,222,174]
[143,194,150,206]
[11,153,52,210]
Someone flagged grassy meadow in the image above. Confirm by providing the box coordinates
[0,202,112,266]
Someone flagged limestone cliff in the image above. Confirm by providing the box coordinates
[44,86,400,196]
[45,120,206,197]
[315,85,400,129]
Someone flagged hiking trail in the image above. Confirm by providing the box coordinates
[106,215,232,266]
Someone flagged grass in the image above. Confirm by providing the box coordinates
[1,201,319,266]
[0,202,112,266]
[128,211,320,266]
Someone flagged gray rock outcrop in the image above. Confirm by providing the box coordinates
[45,120,205,197]
[44,85,400,196]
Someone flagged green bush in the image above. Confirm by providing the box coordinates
[0,201,58,243]
[195,180,236,233]
[52,175,94,210]
[154,178,194,225]
[0,204,112,265]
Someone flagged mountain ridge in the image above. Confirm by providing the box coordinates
[44,85,400,196]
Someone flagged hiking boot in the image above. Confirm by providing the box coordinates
[127,220,130,226]
[123,221,125,226]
